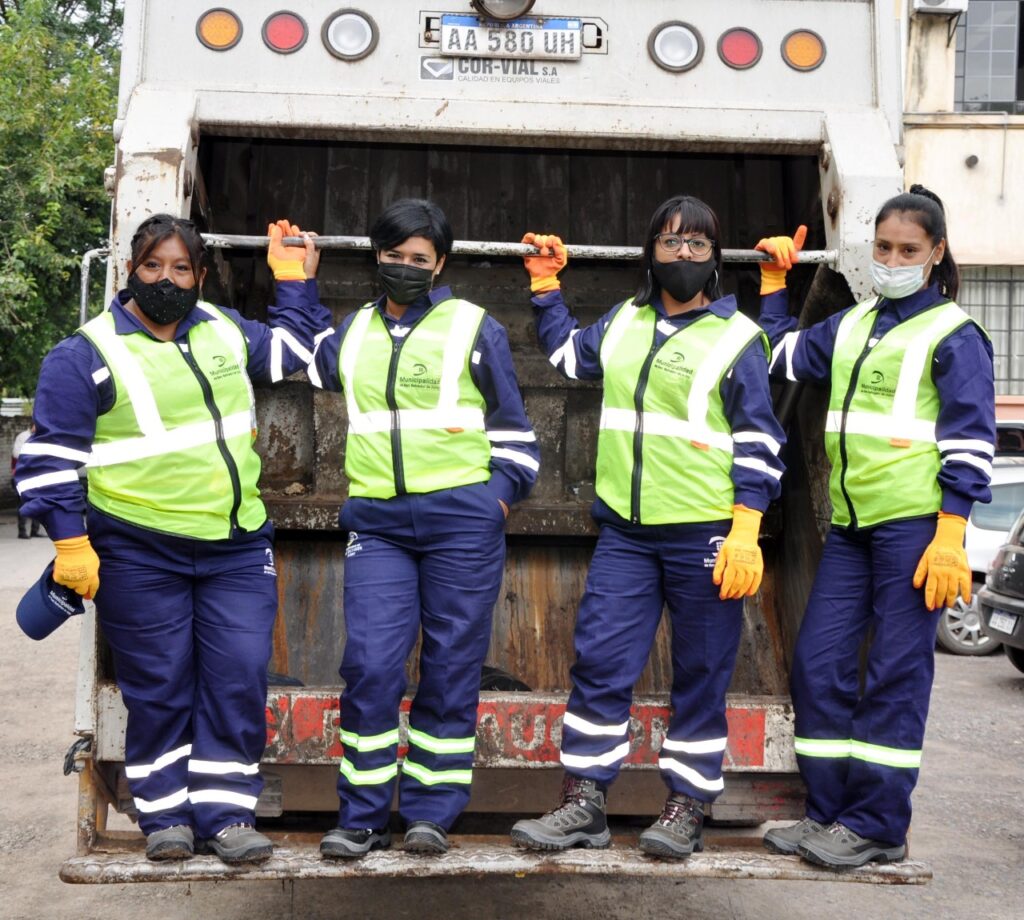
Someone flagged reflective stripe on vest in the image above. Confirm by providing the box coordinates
[595,300,765,524]
[79,305,266,540]
[826,298,975,528]
[338,299,491,498]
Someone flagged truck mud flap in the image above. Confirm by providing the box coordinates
[60,836,930,886]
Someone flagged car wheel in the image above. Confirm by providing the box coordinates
[1005,645,1024,675]
[936,581,1001,656]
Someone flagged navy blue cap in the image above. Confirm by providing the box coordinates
[16,560,86,640]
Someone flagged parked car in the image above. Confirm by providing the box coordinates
[937,457,1024,655]
[978,498,1024,674]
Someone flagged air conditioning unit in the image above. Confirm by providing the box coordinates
[913,0,969,14]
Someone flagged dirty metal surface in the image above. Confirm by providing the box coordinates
[267,528,790,693]
[60,841,931,885]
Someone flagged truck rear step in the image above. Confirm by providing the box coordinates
[60,831,930,885]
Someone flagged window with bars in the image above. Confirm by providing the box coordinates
[958,266,1024,395]
[954,1,1024,113]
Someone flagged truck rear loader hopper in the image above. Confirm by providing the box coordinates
[62,0,930,885]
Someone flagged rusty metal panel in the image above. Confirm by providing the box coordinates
[94,684,794,772]
[59,842,932,885]
[254,381,314,491]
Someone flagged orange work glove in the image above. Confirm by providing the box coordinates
[712,505,764,600]
[53,535,100,600]
[913,512,972,611]
[754,225,807,295]
[267,219,317,281]
[521,232,568,293]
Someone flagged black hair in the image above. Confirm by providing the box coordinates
[875,184,959,300]
[369,198,454,261]
[633,195,723,306]
[130,214,207,285]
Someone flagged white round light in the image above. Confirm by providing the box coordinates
[471,1,536,22]
[322,9,378,61]
[649,22,704,73]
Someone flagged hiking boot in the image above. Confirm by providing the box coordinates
[510,774,610,850]
[145,825,194,861]
[203,824,273,864]
[403,821,449,854]
[763,817,825,855]
[638,794,704,860]
[320,827,392,860]
[797,822,906,869]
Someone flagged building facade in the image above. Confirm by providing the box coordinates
[904,0,1024,401]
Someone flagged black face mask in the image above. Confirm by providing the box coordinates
[651,257,717,304]
[378,263,434,306]
[126,274,199,325]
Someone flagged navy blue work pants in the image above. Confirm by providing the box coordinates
[335,482,506,831]
[791,516,940,845]
[560,517,744,802]
[90,510,278,838]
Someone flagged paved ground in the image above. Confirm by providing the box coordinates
[1,511,1022,920]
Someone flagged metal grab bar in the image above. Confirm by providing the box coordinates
[82,235,836,322]
[200,233,838,265]
[79,248,110,325]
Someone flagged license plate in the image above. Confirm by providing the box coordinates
[440,14,582,61]
[989,610,1019,634]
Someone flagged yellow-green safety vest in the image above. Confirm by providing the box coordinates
[826,297,978,528]
[79,304,266,540]
[597,300,767,525]
[338,298,492,498]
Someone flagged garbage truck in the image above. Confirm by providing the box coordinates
[61,0,933,884]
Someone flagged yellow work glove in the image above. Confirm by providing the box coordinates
[267,219,312,281]
[712,505,765,600]
[913,512,971,611]
[521,232,568,293]
[53,535,100,600]
[754,225,807,295]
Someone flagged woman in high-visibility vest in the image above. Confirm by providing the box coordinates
[756,185,995,869]
[13,215,330,864]
[510,195,787,860]
[308,198,539,859]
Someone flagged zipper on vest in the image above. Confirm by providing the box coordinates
[385,336,407,495]
[837,312,882,530]
[178,343,243,534]
[629,329,662,523]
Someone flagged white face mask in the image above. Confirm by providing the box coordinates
[869,246,937,300]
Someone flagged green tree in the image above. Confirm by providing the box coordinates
[0,0,121,395]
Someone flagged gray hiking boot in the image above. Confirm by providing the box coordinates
[145,825,194,861]
[320,827,392,859]
[638,794,704,860]
[797,822,906,869]
[203,824,273,864]
[403,821,449,854]
[763,817,825,855]
[510,774,610,851]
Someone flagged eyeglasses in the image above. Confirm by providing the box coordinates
[654,234,715,257]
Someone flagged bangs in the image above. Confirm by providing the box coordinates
[652,196,720,241]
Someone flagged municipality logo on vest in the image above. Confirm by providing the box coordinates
[400,363,441,389]
[862,368,896,397]
[208,353,240,381]
[654,350,693,379]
